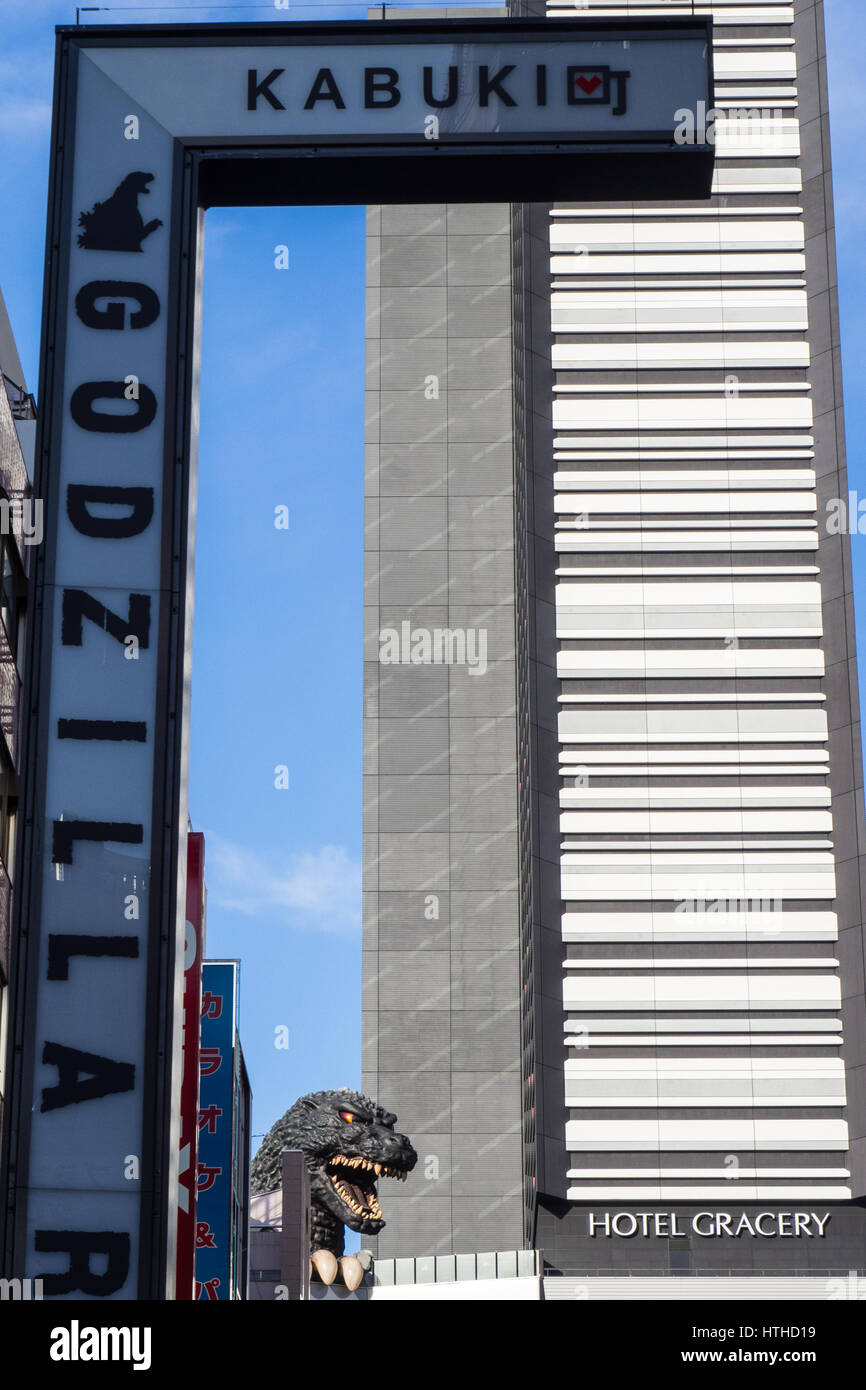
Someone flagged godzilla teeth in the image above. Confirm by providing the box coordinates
[310,1250,339,1286]
[327,1155,407,1187]
[340,1256,364,1292]
[329,1172,385,1220]
[331,1175,380,1217]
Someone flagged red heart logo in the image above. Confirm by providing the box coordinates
[576,74,602,95]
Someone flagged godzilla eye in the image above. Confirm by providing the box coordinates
[340,1111,356,1124]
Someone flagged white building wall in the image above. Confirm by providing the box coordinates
[546,0,861,1206]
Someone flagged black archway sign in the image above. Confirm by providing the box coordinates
[0,17,712,1298]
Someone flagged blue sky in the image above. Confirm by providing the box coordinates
[192,203,366,1135]
[0,0,864,1151]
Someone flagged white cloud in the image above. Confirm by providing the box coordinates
[201,834,361,935]
[201,216,246,261]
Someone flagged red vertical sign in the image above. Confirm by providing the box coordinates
[177,831,205,1298]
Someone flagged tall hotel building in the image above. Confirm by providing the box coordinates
[362,0,866,1287]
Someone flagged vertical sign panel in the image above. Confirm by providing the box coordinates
[177,831,205,1299]
[19,53,179,1300]
[195,961,236,1301]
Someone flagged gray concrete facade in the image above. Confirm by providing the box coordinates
[362,198,524,1256]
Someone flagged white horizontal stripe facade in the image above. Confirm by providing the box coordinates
[544,1276,851,1301]
[562,910,839,942]
[564,1186,851,1201]
[563,957,838,969]
[565,1058,846,1107]
[565,1119,849,1151]
[563,975,841,1011]
[551,289,808,332]
[550,220,806,251]
[547,0,851,1202]
[553,342,811,368]
[548,4,794,18]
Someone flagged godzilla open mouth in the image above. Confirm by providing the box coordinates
[325,1154,408,1222]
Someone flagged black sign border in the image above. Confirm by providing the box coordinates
[1,15,714,1298]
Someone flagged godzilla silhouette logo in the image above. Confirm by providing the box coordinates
[77,172,163,252]
[251,1088,417,1289]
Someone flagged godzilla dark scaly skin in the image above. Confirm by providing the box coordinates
[250,1088,417,1260]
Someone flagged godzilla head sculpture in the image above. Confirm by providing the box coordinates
[250,1087,417,1288]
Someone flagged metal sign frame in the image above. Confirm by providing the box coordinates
[0,17,713,1299]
